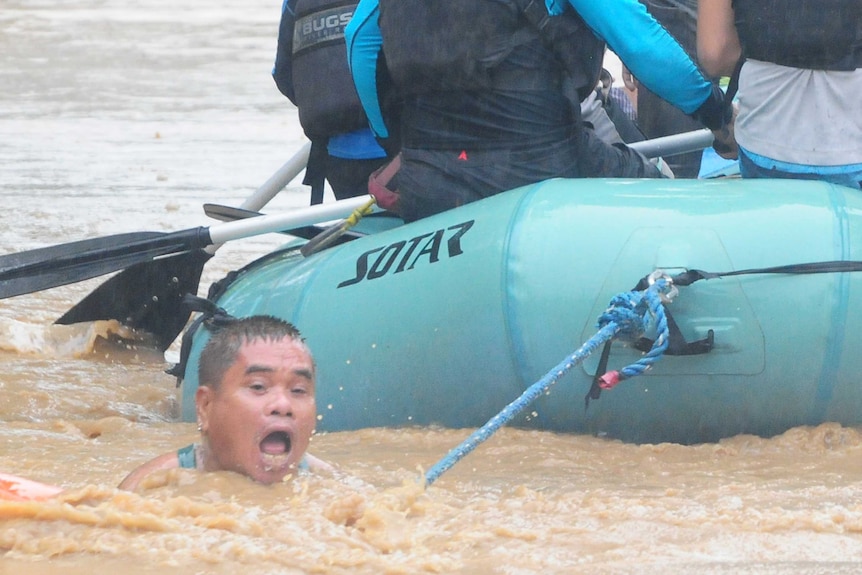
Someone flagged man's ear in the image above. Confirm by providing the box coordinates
[195,386,214,434]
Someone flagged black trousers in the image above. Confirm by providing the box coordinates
[398,128,661,223]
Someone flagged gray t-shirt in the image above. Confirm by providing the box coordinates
[735,59,862,166]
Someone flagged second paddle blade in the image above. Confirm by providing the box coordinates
[55,249,212,351]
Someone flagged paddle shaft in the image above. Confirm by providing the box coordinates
[203,203,367,242]
[207,195,377,245]
[206,141,311,253]
[239,141,310,212]
[629,129,714,159]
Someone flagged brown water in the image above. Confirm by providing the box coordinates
[2,2,862,573]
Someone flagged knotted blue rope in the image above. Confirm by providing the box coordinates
[424,277,672,486]
[594,277,671,389]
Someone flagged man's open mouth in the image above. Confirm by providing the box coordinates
[260,431,292,456]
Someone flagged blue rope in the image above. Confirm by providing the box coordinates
[594,279,670,387]
[424,279,672,486]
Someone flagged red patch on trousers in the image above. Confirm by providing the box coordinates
[457,150,468,161]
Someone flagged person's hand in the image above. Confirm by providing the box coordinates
[621,64,638,92]
[711,102,738,160]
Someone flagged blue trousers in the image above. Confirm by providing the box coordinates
[739,148,862,191]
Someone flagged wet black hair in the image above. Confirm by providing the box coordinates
[198,315,314,389]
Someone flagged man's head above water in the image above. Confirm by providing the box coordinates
[119,315,326,491]
[195,315,318,484]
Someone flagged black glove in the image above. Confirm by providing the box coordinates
[690,84,733,132]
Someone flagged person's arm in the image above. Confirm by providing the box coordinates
[697,0,742,78]
[345,0,389,138]
[547,0,729,138]
[548,0,734,155]
[563,0,711,115]
[118,451,180,491]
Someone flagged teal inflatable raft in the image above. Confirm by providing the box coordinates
[179,178,862,444]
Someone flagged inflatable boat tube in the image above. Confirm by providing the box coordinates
[179,178,862,444]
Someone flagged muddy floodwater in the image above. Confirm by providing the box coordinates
[2,1,862,573]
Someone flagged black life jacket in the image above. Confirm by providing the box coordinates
[378,0,604,102]
[732,0,862,70]
[290,0,369,139]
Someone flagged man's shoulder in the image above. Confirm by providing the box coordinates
[118,451,181,491]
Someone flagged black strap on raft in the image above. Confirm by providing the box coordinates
[585,340,613,410]
[166,294,237,386]
[674,260,862,284]
[585,259,862,409]
[633,311,714,355]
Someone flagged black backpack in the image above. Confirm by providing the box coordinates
[732,0,861,70]
[274,0,369,140]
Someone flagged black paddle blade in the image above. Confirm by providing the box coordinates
[0,227,211,300]
[55,249,212,351]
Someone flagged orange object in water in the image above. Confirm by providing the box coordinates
[0,472,63,501]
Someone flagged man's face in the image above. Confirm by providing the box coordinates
[195,337,317,484]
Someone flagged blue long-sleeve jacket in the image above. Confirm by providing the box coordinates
[345,0,716,139]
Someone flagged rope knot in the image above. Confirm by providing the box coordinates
[593,276,674,390]
[597,291,650,340]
